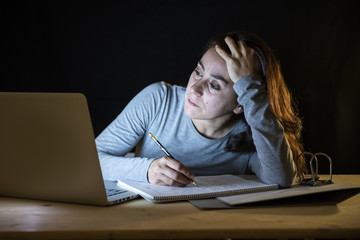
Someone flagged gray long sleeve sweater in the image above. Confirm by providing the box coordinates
[95,75,295,187]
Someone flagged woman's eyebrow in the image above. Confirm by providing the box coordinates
[198,60,205,70]
[198,60,229,83]
[210,74,228,83]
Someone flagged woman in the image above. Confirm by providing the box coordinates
[95,31,306,188]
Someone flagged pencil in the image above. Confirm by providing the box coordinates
[148,132,198,187]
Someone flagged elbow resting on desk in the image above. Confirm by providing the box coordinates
[250,158,296,188]
[257,171,295,188]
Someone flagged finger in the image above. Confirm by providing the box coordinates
[148,158,189,186]
[237,40,248,56]
[225,36,241,58]
[153,164,190,186]
[215,45,232,62]
[237,42,262,73]
[162,170,191,186]
[156,172,188,187]
[156,158,193,186]
[165,158,195,180]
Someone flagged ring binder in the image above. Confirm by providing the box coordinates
[299,152,333,186]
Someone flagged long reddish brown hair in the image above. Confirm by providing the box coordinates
[206,31,306,180]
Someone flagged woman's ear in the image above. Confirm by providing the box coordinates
[233,104,244,115]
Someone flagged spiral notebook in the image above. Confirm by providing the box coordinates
[117,174,278,202]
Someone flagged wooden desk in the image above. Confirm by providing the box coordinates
[1,175,359,240]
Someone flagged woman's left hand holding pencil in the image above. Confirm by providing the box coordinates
[147,157,196,187]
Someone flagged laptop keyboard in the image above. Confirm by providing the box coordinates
[106,188,127,197]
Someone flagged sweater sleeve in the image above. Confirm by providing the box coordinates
[95,83,165,182]
[234,74,295,187]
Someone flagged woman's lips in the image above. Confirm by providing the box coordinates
[188,98,199,107]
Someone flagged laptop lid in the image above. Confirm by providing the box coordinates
[0,92,137,206]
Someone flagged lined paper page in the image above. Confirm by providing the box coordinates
[117,175,278,202]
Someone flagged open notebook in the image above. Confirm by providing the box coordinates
[117,174,279,202]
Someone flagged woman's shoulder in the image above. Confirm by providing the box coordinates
[145,81,185,90]
[140,81,185,99]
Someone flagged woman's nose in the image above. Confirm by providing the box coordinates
[190,80,204,96]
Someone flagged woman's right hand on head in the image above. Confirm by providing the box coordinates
[147,156,195,186]
[215,37,262,83]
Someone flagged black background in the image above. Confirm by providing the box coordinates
[2,0,359,174]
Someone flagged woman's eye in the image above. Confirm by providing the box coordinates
[210,82,220,90]
[194,69,202,77]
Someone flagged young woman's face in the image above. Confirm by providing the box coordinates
[184,47,240,121]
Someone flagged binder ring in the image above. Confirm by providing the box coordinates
[299,152,333,186]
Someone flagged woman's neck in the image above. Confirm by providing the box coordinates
[191,115,239,139]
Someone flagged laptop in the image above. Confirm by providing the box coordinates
[0,92,139,206]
